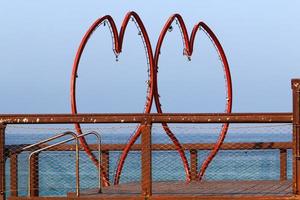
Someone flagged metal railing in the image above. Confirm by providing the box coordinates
[19,131,101,197]
[0,78,299,200]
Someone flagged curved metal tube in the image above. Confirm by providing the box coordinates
[71,12,232,184]
[71,15,117,187]
[28,131,102,197]
[192,22,232,181]
[22,131,77,151]
[28,131,79,197]
[153,14,232,182]
[70,11,155,186]
[153,14,191,182]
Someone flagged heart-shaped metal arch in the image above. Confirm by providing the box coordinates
[71,12,232,186]
[153,14,233,181]
[70,11,156,186]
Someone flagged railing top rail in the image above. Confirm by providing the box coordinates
[0,112,293,124]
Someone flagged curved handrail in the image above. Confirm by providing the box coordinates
[27,132,79,197]
[22,131,77,152]
[28,131,101,197]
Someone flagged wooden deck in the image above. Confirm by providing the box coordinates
[69,180,293,198]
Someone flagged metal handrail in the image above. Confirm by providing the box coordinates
[28,134,79,197]
[22,131,78,152]
[28,131,101,197]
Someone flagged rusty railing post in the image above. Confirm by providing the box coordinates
[141,118,152,197]
[0,124,6,200]
[29,153,39,197]
[190,149,198,181]
[10,153,18,197]
[292,79,300,194]
[279,149,287,181]
[101,150,109,186]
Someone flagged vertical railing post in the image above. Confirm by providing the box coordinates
[190,149,198,181]
[10,153,18,197]
[0,124,6,200]
[141,118,152,197]
[292,79,300,194]
[101,150,109,186]
[29,153,39,197]
[279,149,287,181]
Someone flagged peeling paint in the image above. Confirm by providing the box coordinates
[93,119,97,123]
[36,118,40,123]
[121,119,125,123]
[22,118,28,123]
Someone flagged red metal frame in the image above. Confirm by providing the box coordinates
[153,14,232,181]
[71,12,232,185]
[70,11,155,186]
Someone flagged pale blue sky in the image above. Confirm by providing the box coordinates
[0,1,299,114]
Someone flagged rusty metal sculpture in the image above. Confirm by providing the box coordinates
[71,11,155,186]
[70,11,232,185]
[153,14,232,181]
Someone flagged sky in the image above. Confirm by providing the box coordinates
[0,1,300,114]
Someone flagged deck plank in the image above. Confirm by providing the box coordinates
[72,180,293,197]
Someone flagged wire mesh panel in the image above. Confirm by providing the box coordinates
[101,125,142,193]
[200,149,279,180]
[5,125,71,197]
[3,123,294,198]
[4,125,102,197]
[39,151,77,196]
[150,123,292,195]
[116,151,141,184]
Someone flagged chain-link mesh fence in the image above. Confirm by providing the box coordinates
[3,123,293,197]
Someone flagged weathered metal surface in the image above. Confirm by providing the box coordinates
[189,149,198,181]
[280,149,288,181]
[153,13,233,182]
[0,112,296,200]
[0,113,292,124]
[101,151,109,186]
[70,12,155,184]
[292,79,300,194]
[0,124,5,200]
[141,121,152,196]
[29,154,39,197]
